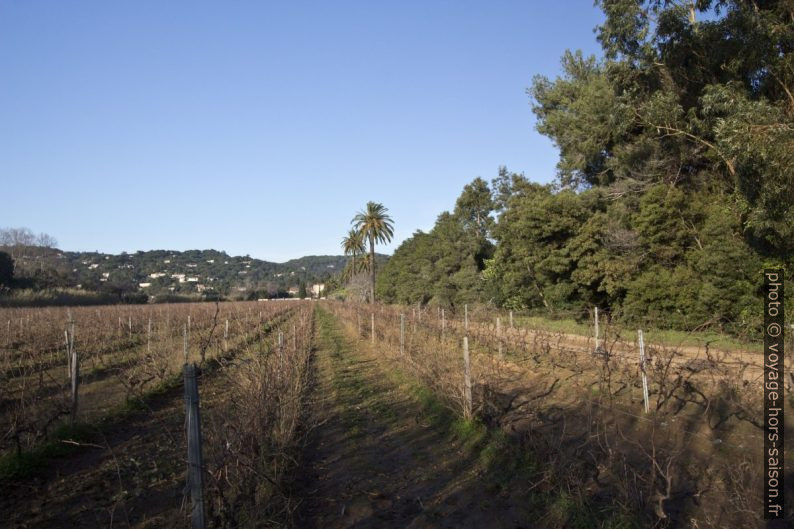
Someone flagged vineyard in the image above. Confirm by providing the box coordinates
[0,300,791,528]
[328,301,793,528]
[0,300,315,526]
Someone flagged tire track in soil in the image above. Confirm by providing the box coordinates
[293,309,531,529]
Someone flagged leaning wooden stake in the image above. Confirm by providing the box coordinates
[183,363,206,529]
[462,336,472,419]
[371,313,375,345]
[638,330,650,414]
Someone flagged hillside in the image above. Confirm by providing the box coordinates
[2,247,388,300]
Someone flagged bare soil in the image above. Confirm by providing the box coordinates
[291,309,534,529]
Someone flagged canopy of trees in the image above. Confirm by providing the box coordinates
[377,1,793,334]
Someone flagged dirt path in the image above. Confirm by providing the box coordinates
[293,309,532,529]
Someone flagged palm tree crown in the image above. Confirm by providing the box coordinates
[352,201,394,303]
[341,228,365,279]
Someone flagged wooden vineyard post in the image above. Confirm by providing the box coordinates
[183,363,206,529]
[594,307,600,350]
[128,316,132,339]
[371,313,375,345]
[293,324,297,351]
[183,324,188,363]
[187,315,191,345]
[441,309,445,336]
[638,330,650,414]
[64,329,72,378]
[224,319,229,352]
[412,308,416,333]
[464,304,468,332]
[509,310,513,329]
[147,317,152,354]
[462,336,472,419]
[66,312,78,425]
[400,314,405,356]
[278,331,284,377]
[497,317,503,358]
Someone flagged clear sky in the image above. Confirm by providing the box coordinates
[1,1,604,262]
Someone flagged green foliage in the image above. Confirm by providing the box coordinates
[488,181,599,311]
[0,251,13,288]
[376,179,494,308]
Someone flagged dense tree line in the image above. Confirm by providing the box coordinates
[377,0,793,334]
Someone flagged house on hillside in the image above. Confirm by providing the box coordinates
[311,284,325,297]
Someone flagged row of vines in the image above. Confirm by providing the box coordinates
[328,301,792,528]
[0,300,316,527]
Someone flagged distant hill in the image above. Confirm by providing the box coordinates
[2,247,388,300]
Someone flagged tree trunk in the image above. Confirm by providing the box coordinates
[369,236,375,304]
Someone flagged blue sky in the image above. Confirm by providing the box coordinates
[1,1,604,262]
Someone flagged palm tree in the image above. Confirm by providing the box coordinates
[352,201,394,304]
[341,228,365,281]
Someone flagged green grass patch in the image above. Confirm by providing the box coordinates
[516,315,761,352]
